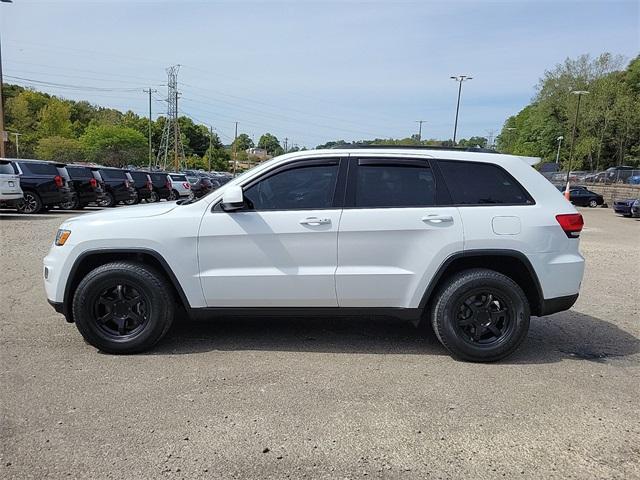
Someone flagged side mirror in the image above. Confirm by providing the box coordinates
[220,185,245,211]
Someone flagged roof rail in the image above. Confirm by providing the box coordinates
[329,144,498,153]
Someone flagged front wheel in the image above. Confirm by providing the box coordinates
[149,191,160,203]
[72,262,175,354]
[168,189,179,201]
[59,196,79,210]
[430,268,530,362]
[98,191,116,208]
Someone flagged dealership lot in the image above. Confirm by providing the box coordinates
[0,207,638,479]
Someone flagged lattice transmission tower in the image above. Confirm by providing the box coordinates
[157,65,185,171]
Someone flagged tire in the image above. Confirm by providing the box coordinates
[168,189,179,201]
[123,195,139,206]
[16,191,43,214]
[149,191,160,203]
[99,191,116,208]
[72,262,175,354]
[59,196,79,210]
[588,199,598,208]
[430,268,530,362]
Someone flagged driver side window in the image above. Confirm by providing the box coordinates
[243,163,339,210]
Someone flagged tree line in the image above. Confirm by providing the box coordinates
[2,84,293,171]
[496,53,640,170]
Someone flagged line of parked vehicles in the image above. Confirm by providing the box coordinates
[0,158,232,214]
[554,184,640,218]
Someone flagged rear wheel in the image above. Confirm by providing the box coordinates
[59,196,79,210]
[72,262,175,354]
[99,191,116,208]
[588,199,598,208]
[16,191,43,214]
[430,268,530,362]
[123,195,139,206]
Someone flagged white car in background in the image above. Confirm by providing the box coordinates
[0,159,23,202]
[167,173,192,200]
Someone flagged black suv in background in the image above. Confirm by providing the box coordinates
[92,167,136,207]
[127,170,154,204]
[148,172,171,202]
[61,165,104,209]
[11,160,75,214]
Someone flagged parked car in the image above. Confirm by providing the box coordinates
[627,175,640,185]
[45,147,585,362]
[148,171,172,202]
[126,170,154,204]
[0,159,23,203]
[10,160,74,214]
[60,165,104,209]
[632,199,640,218]
[93,167,136,207]
[567,188,604,207]
[605,166,635,184]
[186,175,216,199]
[167,173,192,200]
[613,198,639,217]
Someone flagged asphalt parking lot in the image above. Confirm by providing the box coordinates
[1,206,638,479]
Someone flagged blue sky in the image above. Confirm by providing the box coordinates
[2,0,639,147]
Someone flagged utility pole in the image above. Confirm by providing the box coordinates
[11,131,21,157]
[565,90,589,193]
[233,121,238,175]
[143,88,157,170]
[208,125,213,172]
[0,27,7,158]
[284,137,288,153]
[486,129,496,148]
[415,120,426,142]
[450,75,473,144]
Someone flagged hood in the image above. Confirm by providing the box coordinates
[64,202,179,225]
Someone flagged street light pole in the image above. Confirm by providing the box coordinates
[565,91,589,193]
[12,131,21,158]
[555,135,564,167]
[415,120,426,142]
[450,75,472,144]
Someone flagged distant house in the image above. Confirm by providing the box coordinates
[246,147,271,161]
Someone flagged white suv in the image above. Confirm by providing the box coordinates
[44,148,585,362]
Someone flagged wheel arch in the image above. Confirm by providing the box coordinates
[419,250,544,317]
[63,248,190,322]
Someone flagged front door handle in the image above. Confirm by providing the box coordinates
[422,214,454,224]
[300,217,331,226]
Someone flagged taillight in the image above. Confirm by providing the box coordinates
[556,213,584,238]
[183,182,191,189]
[89,178,97,188]
[124,180,130,188]
[165,180,171,189]
[54,175,63,188]
[147,180,153,190]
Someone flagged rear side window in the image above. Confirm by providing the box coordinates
[66,166,93,179]
[244,164,339,210]
[18,162,59,176]
[129,171,150,184]
[354,162,436,208]
[100,169,127,180]
[438,160,533,205]
[0,162,16,174]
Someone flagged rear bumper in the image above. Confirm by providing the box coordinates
[47,299,65,315]
[538,293,579,316]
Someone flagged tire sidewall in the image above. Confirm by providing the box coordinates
[433,270,530,362]
[72,263,174,354]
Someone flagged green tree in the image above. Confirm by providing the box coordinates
[36,136,85,163]
[80,124,147,167]
[233,133,254,151]
[258,133,283,155]
[38,98,73,138]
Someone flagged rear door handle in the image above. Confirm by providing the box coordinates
[300,217,331,226]
[422,214,454,224]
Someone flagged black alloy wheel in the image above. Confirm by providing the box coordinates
[93,283,149,338]
[454,290,514,346]
[16,191,43,214]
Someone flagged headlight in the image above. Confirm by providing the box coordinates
[633,199,640,207]
[55,229,71,246]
